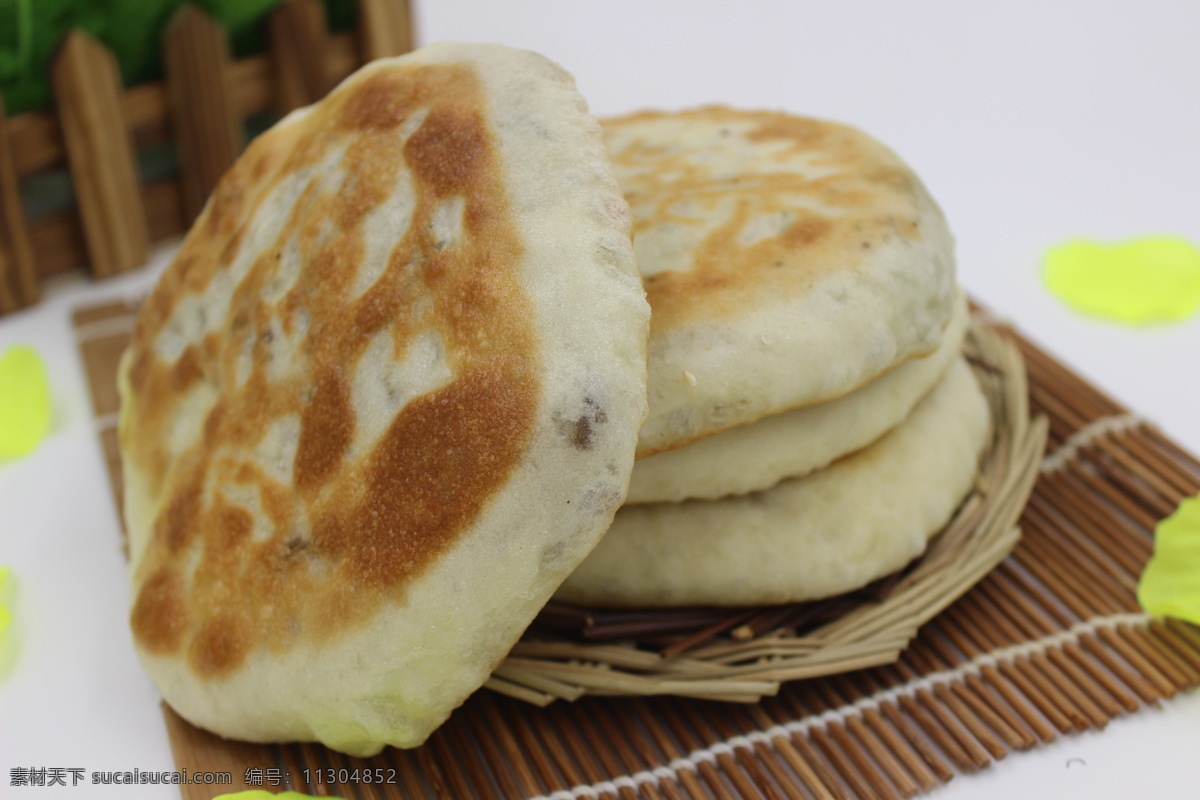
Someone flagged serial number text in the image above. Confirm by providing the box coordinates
[303,768,399,785]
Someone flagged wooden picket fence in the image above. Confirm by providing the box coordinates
[0,0,413,315]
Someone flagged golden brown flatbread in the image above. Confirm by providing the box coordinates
[119,43,649,755]
[604,108,958,457]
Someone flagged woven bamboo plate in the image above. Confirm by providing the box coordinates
[75,300,1200,800]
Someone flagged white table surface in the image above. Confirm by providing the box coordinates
[3,1,1199,797]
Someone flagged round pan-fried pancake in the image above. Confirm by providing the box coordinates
[604,108,957,458]
[118,43,649,755]
[627,292,968,503]
[558,358,989,608]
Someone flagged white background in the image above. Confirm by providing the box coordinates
[2,1,1199,797]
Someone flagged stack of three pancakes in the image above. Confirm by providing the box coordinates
[559,108,991,608]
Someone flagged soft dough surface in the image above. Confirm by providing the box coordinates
[119,43,649,755]
[559,358,989,607]
[603,108,958,457]
[628,293,968,503]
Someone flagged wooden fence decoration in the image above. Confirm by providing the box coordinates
[0,94,38,312]
[164,6,245,222]
[0,0,413,316]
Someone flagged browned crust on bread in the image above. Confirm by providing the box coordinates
[123,63,539,679]
[605,106,930,335]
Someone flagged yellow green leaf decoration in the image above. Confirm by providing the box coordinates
[0,345,52,459]
[0,566,15,679]
[1043,236,1200,325]
[1138,494,1200,625]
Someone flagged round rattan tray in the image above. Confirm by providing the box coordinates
[487,316,1048,704]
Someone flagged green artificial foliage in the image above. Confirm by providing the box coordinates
[0,0,355,115]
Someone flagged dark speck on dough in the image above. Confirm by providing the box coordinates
[557,395,607,451]
[540,540,567,568]
[571,417,593,450]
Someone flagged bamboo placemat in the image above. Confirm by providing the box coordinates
[75,299,1200,800]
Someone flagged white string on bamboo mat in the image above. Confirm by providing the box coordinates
[526,612,1151,800]
[1041,413,1147,473]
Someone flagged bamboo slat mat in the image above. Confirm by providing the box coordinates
[75,298,1200,800]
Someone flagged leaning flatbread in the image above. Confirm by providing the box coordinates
[559,358,989,607]
[604,108,957,457]
[118,43,648,755]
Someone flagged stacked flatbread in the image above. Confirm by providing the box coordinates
[119,47,990,757]
[557,108,990,607]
